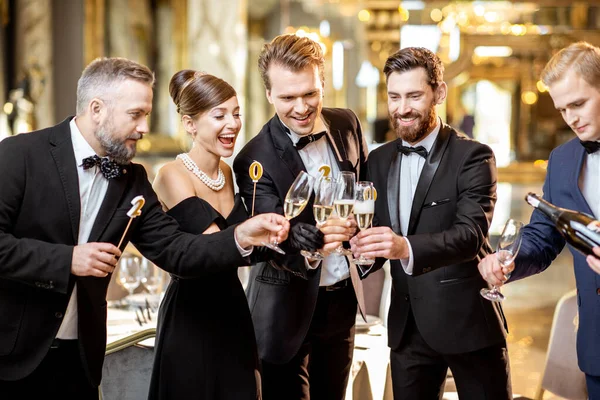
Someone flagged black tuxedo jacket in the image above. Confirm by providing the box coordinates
[366,124,507,354]
[0,118,248,385]
[233,108,368,364]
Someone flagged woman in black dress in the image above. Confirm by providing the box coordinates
[148,70,260,399]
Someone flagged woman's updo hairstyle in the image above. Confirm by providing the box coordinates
[169,70,237,117]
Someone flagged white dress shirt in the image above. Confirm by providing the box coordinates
[580,145,600,219]
[399,119,441,275]
[56,118,110,339]
[284,119,350,286]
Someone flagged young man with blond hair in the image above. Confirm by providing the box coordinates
[234,34,368,400]
[478,41,600,397]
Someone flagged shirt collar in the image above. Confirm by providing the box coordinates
[402,117,441,152]
[280,116,328,146]
[70,118,98,167]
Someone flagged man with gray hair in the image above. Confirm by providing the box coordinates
[0,57,289,399]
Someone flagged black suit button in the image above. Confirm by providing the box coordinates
[55,312,63,319]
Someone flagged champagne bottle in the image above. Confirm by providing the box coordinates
[525,192,600,256]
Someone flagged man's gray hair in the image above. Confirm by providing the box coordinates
[76,57,155,115]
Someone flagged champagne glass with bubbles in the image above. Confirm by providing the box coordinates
[262,171,314,254]
[480,219,524,302]
[353,181,375,268]
[333,171,356,255]
[301,175,336,260]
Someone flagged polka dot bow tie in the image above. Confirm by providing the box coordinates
[81,155,123,179]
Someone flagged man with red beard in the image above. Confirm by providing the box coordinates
[351,47,511,399]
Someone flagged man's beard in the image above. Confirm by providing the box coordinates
[391,103,437,143]
[95,118,139,164]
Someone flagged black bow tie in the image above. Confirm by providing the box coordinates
[397,143,428,159]
[580,140,600,154]
[81,155,123,179]
[295,132,326,150]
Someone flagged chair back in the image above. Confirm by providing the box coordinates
[535,290,587,400]
[99,329,156,400]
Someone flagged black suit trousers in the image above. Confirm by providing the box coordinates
[390,311,512,400]
[260,285,357,400]
[0,340,97,400]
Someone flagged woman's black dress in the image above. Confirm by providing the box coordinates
[148,195,259,400]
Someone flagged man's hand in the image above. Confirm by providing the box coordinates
[319,216,356,255]
[477,253,513,287]
[587,247,600,274]
[350,226,408,260]
[72,242,121,278]
[235,213,289,249]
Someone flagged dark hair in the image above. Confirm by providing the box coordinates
[258,34,325,91]
[383,47,444,89]
[77,57,155,115]
[169,70,237,117]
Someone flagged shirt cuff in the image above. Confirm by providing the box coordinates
[306,257,321,270]
[400,237,414,275]
[234,231,254,257]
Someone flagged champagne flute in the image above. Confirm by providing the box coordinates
[117,255,141,301]
[262,171,315,254]
[353,181,375,268]
[333,171,356,255]
[301,176,336,260]
[480,219,524,302]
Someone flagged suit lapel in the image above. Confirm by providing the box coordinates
[407,125,452,234]
[571,144,595,217]
[387,141,402,234]
[321,110,356,174]
[269,116,306,178]
[88,169,129,244]
[49,118,80,244]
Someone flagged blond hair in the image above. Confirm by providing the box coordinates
[542,42,600,87]
[258,34,325,91]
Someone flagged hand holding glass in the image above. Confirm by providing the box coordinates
[301,176,336,260]
[262,171,314,254]
[480,219,524,302]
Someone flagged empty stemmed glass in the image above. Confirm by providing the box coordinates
[301,175,336,260]
[262,171,315,254]
[353,181,375,268]
[117,255,141,301]
[333,171,356,255]
[140,258,163,295]
[480,218,524,302]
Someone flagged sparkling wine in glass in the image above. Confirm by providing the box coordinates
[333,171,356,255]
[262,171,314,254]
[480,219,524,302]
[353,181,375,267]
[118,255,141,299]
[301,176,336,260]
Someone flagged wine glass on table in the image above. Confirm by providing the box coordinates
[353,181,375,269]
[301,175,336,260]
[333,171,356,255]
[262,171,315,254]
[480,218,524,302]
[117,255,141,305]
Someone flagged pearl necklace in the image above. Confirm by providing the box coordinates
[177,153,226,191]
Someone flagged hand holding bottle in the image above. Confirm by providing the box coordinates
[587,246,600,274]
